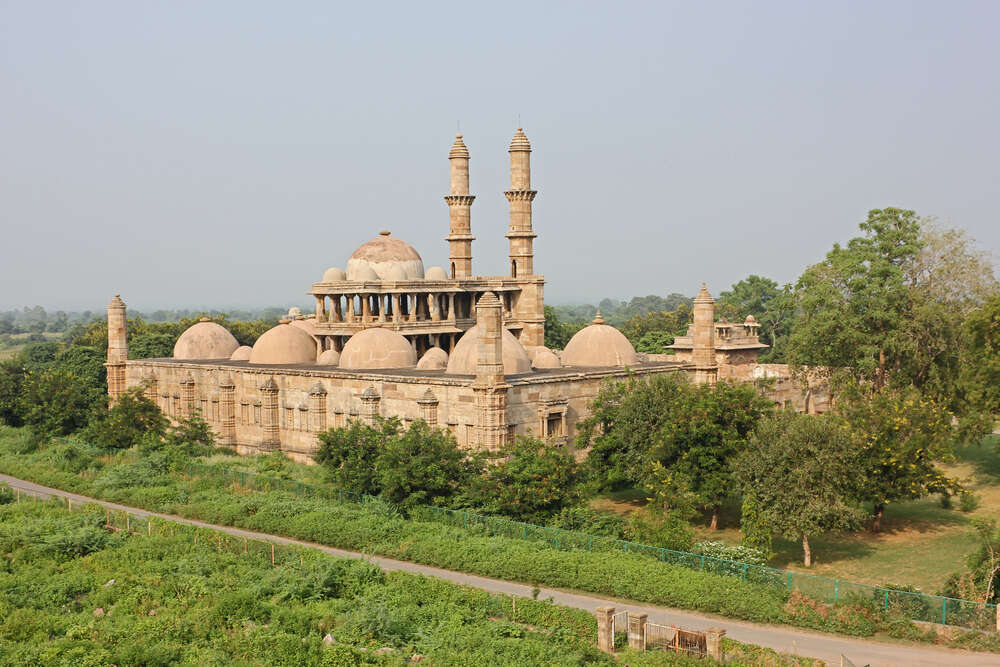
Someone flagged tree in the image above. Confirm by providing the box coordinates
[19,369,95,438]
[837,384,958,531]
[634,331,675,354]
[0,360,25,426]
[718,275,781,320]
[315,418,399,496]
[53,346,106,398]
[946,519,1000,604]
[163,411,216,456]
[962,294,1000,425]
[736,412,865,566]
[620,306,691,346]
[579,373,689,488]
[544,306,581,350]
[376,420,481,509]
[83,387,168,450]
[647,381,772,529]
[468,437,581,523]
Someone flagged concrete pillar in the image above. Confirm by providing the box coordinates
[309,382,327,433]
[260,377,280,451]
[444,133,475,278]
[105,294,128,404]
[627,613,647,652]
[219,374,236,446]
[594,607,615,654]
[692,283,718,386]
[705,628,726,661]
[180,373,196,419]
[360,386,380,426]
[505,128,537,277]
[417,389,439,427]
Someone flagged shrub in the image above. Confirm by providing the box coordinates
[690,541,768,566]
[959,490,981,513]
[545,506,626,538]
[83,387,167,450]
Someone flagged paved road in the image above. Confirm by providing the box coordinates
[2,473,996,667]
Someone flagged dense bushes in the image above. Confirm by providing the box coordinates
[0,501,612,665]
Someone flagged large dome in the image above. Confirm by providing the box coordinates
[446,325,533,375]
[346,231,424,281]
[249,321,318,365]
[339,327,417,370]
[561,314,639,368]
[173,319,240,360]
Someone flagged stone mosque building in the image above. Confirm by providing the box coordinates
[106,129,796,463]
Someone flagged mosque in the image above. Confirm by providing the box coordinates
[106,129,786,463]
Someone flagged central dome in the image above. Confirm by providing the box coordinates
[339,327,417,369]
[346,231,424,281]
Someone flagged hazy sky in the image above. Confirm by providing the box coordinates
[1,1,998,311]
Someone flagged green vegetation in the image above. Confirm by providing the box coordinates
[0,498,614,666]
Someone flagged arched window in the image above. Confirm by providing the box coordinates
[450,262,456,279]
[511,260,518,278]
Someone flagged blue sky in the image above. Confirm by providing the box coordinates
[1,1,997,310]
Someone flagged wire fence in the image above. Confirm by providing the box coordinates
[179,462,1000,632]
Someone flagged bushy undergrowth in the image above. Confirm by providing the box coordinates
[0,502,612,666]
[1,428,998,652]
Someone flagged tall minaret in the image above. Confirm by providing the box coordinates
[505,128,537,277]
[692,284,718,386]
[444,133,475,278]
[106,294,128,404]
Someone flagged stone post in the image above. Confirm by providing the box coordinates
[417,389,439,427]
[219,374,236,446]
[705,628,726,661]
[105,294,128,404]
[309,382,328,432]
[180,373,196,418]
[692,283,718,386]
[594,607,615,653]
[472,292,508,450]
[444,133,475,278]
[260,377,280,451]
[627,613,647,652]
[360,386,380,426]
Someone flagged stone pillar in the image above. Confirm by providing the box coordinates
[378,295,387,323]
[392,294,401,324]
[219,374,236,446]
[429,293,441,321]
[180,373,196,419]
[346,294,355,323]
[692,283,718,386]
[105,294,128,404]
[505,128,538,278]
[409,294,419,322]
[360,386,380,426]
[417,389,439,427]
[594,607,615,654]
[333,296,343,323]
[310,382,327,432]
[627,613,647,652]
[472,292,508,450]
[260,377,280,451]
[444,133,475,278]
[362,294,371,322]
[447,293,456,320]
[316,295,326,321]
[705,628,726,661]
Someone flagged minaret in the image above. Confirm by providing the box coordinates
[505,128,537,278]
[692,284,718,385]
[106,294,128,404]
[444,133,475,278]
[472,292,508,450]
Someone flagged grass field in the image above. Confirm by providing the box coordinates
[591,436,1000,594]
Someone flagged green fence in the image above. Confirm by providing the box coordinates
[174,464,984,631]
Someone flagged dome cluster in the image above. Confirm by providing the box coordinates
[318,232,447,285]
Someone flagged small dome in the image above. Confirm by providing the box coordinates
[425,266,448,281]
[416,347,448,371]
[173,319,240,360]
[290,317,318,337]
[346,231,424,281]
[322,267,346,282]
[562,314,639,368]
[339,327,416,370]
[531,347,561,369]
[288,306,302,318]
[509,127,531,152]
[317,349,341,365]
[249,321,318,365]
[446,325,533,375]
[230,345,252,361]
[744,314,758,325]
[352,264,380,282]
[383,264,407,282]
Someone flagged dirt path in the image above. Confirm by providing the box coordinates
[2,473,996,667]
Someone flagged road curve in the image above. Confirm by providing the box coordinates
[1,473,996,667]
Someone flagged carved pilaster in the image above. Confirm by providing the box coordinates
[260,377,280,451]
[360,386,380,426]
[219,374,236,446]
[180,373,196,419]
[309,382,328,433]
[417,389,439,427]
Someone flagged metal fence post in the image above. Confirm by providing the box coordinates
[834,580,839,603]
[787,571,792,590]
[942,598,947,626]
[884,590,889,611]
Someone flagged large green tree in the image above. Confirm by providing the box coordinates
[837,384,958,531]
[315,418,399,496]
[961,294,1000,427]
[736,412,865,566]
[19,369,95,438]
